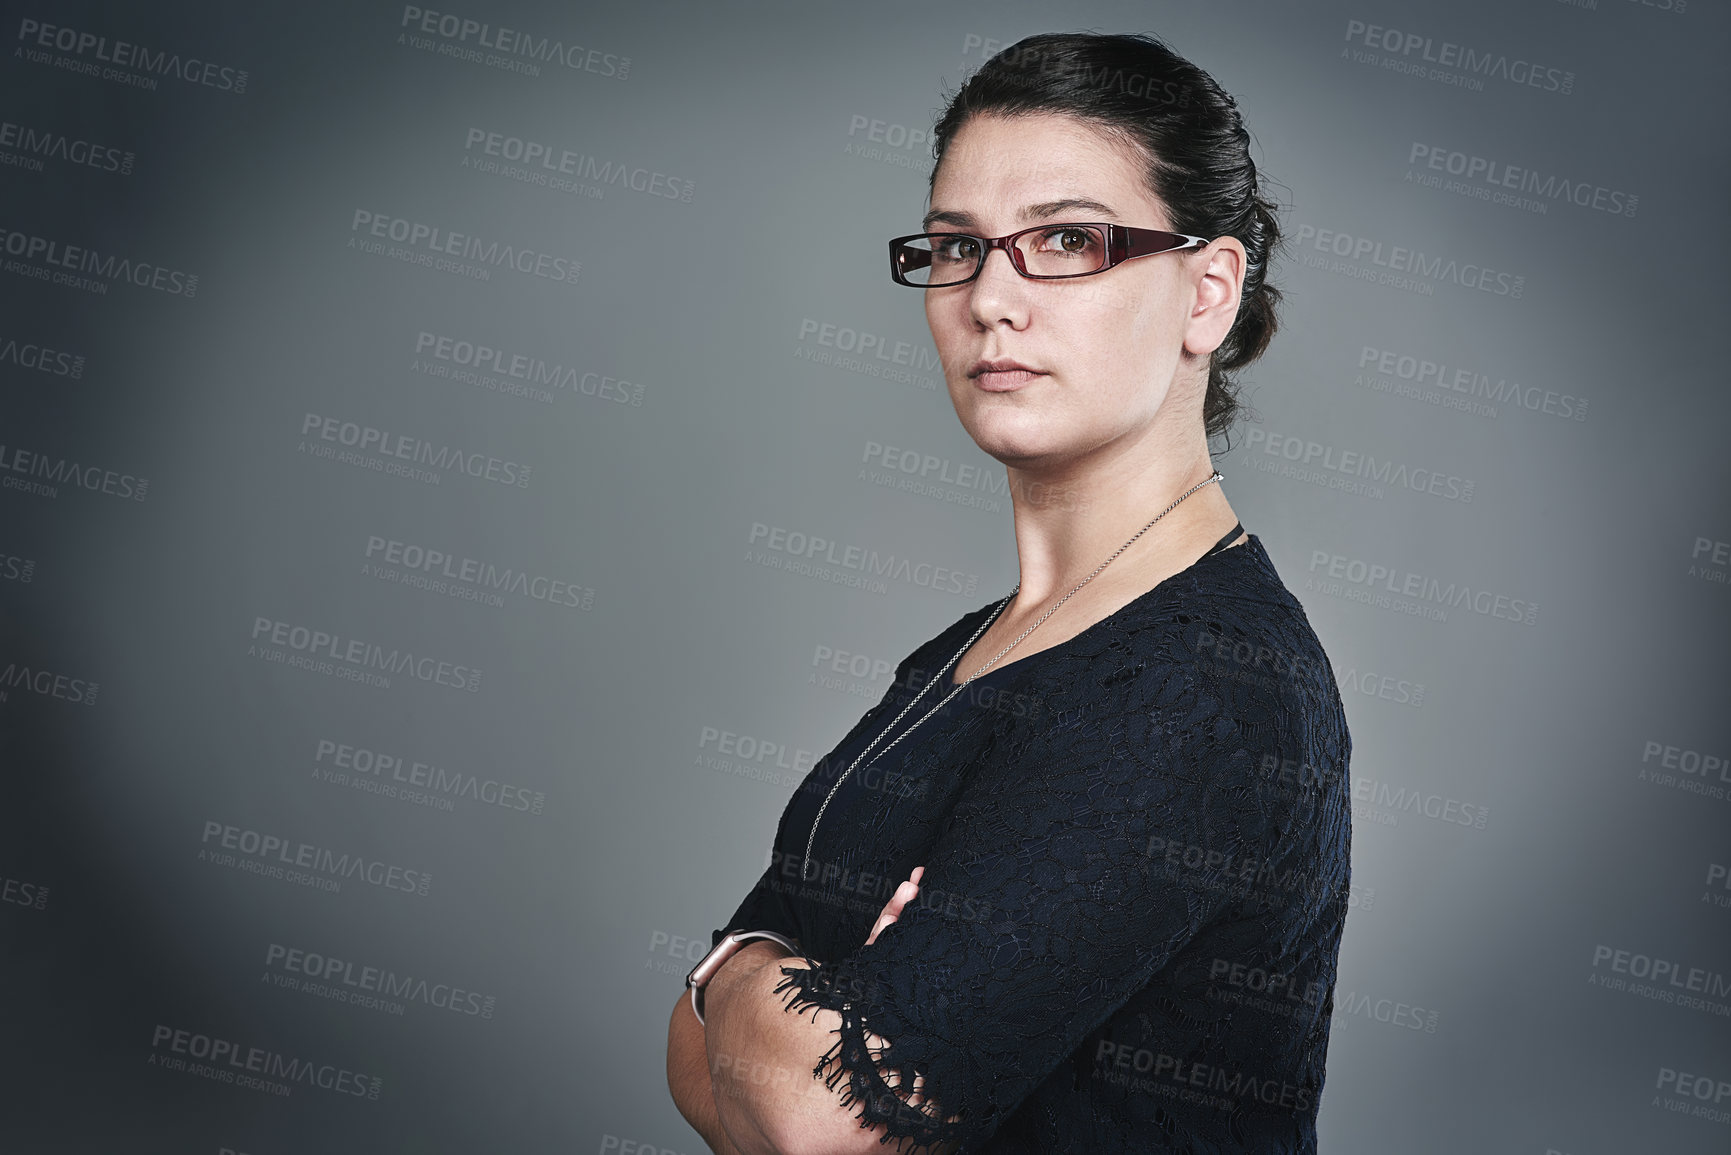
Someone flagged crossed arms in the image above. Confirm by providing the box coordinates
[665,870,958,1155]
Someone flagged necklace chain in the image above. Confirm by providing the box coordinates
[800,469,1225,882]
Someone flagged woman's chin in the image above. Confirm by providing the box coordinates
[961,424,1062,469]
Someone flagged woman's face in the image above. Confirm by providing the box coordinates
[923,111,1241,476]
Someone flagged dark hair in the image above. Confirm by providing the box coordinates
[927,32,1284,443]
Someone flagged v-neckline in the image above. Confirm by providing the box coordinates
[945,532,1260,688]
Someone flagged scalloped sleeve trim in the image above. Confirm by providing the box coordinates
[771,958,966,1152]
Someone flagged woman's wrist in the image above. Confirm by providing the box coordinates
[705,939,800,1014]
[702,941,822,1155]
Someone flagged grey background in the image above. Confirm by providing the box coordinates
[1,0,1727,1151]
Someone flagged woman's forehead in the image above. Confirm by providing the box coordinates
[944,110,1133,162]
[930,117,1162,227]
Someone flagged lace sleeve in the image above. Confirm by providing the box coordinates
[712,860,804,953]
[766,657,1300,1153]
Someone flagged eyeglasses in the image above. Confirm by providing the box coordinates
[888,222,1210,288]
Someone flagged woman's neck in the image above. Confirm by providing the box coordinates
[1002,431,1237,610]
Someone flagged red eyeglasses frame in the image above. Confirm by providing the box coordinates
[888,222,1211,287]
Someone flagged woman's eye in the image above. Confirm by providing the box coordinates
[1040,228,1095,254]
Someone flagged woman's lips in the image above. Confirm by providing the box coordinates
[975,368,1044,391]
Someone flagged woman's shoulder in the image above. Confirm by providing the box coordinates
[896,535,1346,718]
[1164,532,1304,618]
[1053,537,1351,825]
[1087,534,1347,717]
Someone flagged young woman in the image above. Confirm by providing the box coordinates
[669,31,1351,1155]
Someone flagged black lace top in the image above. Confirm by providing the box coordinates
[712,532,1352,1154]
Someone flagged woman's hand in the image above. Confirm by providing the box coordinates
[865,865,923,946]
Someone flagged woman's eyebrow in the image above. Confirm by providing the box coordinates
[922,196,1121,231]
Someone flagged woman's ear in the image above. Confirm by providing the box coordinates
[1184,238,1246,359]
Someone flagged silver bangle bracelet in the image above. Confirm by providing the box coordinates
[686,929,799,1026]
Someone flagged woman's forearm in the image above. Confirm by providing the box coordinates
[702,943,846,1155]
[699,872,932,1155]
[666,991,748,1155]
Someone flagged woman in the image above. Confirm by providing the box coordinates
[667,31,1350,1155]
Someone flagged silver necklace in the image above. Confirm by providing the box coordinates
[800,469,1225,882]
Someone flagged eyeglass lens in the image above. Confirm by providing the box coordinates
[896,225,1108,286]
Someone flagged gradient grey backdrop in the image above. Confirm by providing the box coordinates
[2,0,1728,1152]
